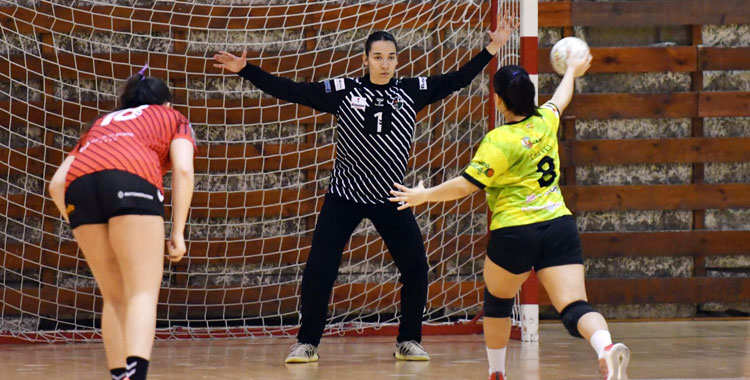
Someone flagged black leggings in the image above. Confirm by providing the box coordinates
[297,193,429,346]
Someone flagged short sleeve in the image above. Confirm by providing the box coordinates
[172,113,197,150]
[461,137,510,189]
[539,102,561,132]
[68,142,81,157]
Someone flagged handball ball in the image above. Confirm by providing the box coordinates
[550,37,590,75]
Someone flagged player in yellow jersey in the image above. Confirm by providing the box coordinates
[388,51,630,380]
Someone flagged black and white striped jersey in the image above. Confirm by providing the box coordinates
[238,48,494,204]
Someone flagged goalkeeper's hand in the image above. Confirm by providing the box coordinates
[213,50,248,73]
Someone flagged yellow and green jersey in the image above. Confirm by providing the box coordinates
[461,102,571,230]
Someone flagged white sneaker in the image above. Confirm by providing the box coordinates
[394,340,430,361]
[599,343,630,380]
[285,342,319,363]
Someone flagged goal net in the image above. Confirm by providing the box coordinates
[0,0,535,343]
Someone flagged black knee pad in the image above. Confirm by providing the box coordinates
[483,288,514,318]
[560,300,596,338]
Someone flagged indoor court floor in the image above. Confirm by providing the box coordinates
[1,320,748,380]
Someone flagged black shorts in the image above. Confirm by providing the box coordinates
[65,170,165,229]
[486,215,583,275]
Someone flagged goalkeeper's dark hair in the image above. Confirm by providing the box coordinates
[493,65,540,118]
[365,31,399,55]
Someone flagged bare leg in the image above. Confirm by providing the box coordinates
[72,224,127,370]
[107,215,165,359]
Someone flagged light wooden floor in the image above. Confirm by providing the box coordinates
[1,320,748,380]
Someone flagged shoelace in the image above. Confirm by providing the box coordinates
[401,341,424,353]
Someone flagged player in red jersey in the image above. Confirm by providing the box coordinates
[48,67,196,380]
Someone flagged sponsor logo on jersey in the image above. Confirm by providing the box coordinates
[529,144,553,161]
[469,161,493,177]
[334,78,345,91]
[521,202,562,212]
[525,185,559,204]
[350,95,367,111]
[117,191,154,200]
[374,97,385,107]
[79,132,135,152]
[522,136,533,149]
[418,77,427,90]
[324,80,332,93]
[522,136,543,150]
[389,94,404,110]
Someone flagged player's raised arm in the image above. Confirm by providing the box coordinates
[548,49,592,114]
[485,11,520,55]
[213,50,345,114]
[412,10,519,110]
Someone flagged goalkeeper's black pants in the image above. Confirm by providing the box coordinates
[297,192,429,346]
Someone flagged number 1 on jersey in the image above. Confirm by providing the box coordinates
[374,112,383,132]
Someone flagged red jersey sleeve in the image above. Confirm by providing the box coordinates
[68,142,81,157]
[171,112,197,150]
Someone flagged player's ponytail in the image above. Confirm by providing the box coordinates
[117,74,172,111]
[77,70,173,147]
[493,65,539,118]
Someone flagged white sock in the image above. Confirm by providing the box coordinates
[590,330,613,359]
[486,347,507,375]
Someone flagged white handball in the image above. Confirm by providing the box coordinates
[550,37,590,75]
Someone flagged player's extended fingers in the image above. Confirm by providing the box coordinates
[397,203,411,211]
[392,183,410,192]
[511,16,520,29]
[389,190,407,198]
[212,64,225,69]
[217,50,235,58]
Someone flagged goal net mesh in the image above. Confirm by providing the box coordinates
[0,0,523,342]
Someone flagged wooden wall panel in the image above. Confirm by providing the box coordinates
[699,47,750,71]
[565,138,750,166]
[699,91,750,118]
[562,184,750,212]
[541,93,699,119]
[540,47,697,74]
[570,0,750,27]
[538,2,571,28]
[540,278,750,306]
[580,231,750,258]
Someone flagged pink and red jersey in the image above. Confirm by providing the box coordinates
[66,104,196,192]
